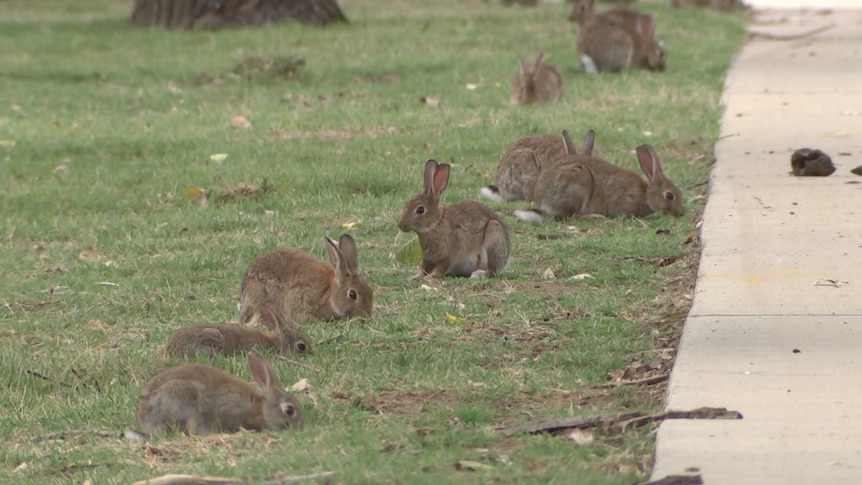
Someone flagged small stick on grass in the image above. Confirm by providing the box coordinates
[591,372,669,389]
[30,429,137,442]
[490,407,742,437]
[131,470,335,485]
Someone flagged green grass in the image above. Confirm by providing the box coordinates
[0,0,746,483]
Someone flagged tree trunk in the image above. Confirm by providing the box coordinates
[129,0,348,30]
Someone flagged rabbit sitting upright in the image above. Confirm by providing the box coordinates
[398,159,510,278]
[515,130,684,221]
[510,52,564,105]
[238,234,373,325]
[165,302,312,358]
[137,353,302,435]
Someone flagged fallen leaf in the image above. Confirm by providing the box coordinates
[566,429,594,446]
[455,460,492,471]
[231,115,252,128]
[95,282,119,287]
[465,83,479,90]
[209,153,228,162]
[290,378,310,392]
[13,462,29,473]
[53,161,68,173]
[570,273,594,281]
[420,96,440,107]
[445,312,465,324]
[78,247,101,263]
[542,268,556,279]
[396,235,422,264]
[420,284,438,292]
[183,186,204,198]
[342,220,362,229]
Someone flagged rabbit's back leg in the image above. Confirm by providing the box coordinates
[238,279,266,325]
[138,379,201,434]
[482,220,510,274]
[192,328,227,355]
[537,164,592,218]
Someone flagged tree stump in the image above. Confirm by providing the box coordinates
[129,0,348,30]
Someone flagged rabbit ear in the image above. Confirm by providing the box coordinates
[638,16,654,39]
[517,54,528,75]
[581,129,596,156]
[423,159,438,193]
[430,162,450,196]
[260,302,289,331]
[248,353,282,390]
[636,145,664,181]
[561,130,578,155]
[532,52,544,71]
[325,236,349,279]
[337,233,359,273]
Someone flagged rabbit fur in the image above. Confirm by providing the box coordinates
[568,0,654,39]
[572,0,665,73]
[510,52,564,105]
[398,159,510,278]
[481,129,595,203]
[137,353,302,435]
[238,234,373,325]
[165,303,312,358]
[515,130,684,221]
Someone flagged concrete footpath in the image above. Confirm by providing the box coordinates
[650,4,862,484]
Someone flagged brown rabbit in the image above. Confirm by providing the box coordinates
[568,0,654,39]
[577,20,665,73]
[137,353,302,435]
[510,52,564,105]
[481,129,595,203]
[572,0,665,73]
[238,234,373,325]
[165,303,312,358]
[398,159,510,278]
[515,130,684,221]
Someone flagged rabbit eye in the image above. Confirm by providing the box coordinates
[281,403,295,416]
[296,341,307,352]
[415,205,425,215]
[664,191,674,200]
[348,289,357,300]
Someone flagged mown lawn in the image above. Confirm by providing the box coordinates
[0,1,746,483]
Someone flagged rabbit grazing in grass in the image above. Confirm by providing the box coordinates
[515,130,684,221]
[238,234,373,325]
[137,353,302,436]
[398,159,510,278]
[571,0,664,73]
[577,19,665,73]
[510,52,564,105]
[568,0,654,39]
[165,303,312,358]
[481,129,596,203]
